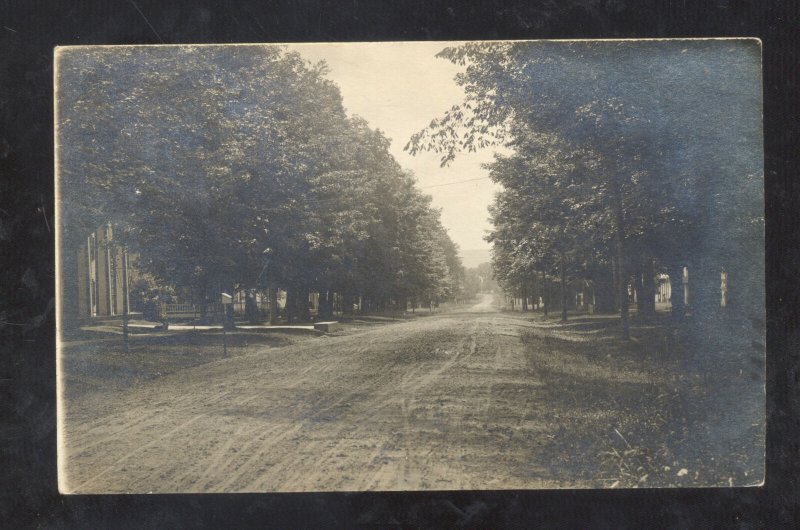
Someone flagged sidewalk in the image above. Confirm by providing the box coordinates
[80,319,319,334]
[76,307,448,336]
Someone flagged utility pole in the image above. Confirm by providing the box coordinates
[122,248,130,353]
[222,321,228,357]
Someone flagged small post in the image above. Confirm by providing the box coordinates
[220,292,232,357]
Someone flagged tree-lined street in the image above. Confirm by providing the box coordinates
[56,41,765,492]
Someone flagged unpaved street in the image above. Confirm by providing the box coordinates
[60,294,759,492]
[62,295,566,492]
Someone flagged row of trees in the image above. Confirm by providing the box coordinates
[57,45,464,322]
[407,41,764,337]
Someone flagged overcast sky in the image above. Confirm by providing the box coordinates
[286,42,502,257]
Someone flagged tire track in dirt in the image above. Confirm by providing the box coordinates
[230,332,432,491]
[353,317,479,490]
[242,320,466,491]
[62,328,402,491]
[222,317,469,491]
[234,314,494,491]
[217,368,401,492]
[191,422,248,489]
[64,391,235,456]
[68,414,205,493]
[183,320,454,491]
[454,321,482,489]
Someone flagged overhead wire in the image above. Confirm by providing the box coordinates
[419,176,492,189]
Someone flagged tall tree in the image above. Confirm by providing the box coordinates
[57,45,466,322]
[407,40,763,335]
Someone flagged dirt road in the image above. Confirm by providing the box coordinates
[60,293,760,492]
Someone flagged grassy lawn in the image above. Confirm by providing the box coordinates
[59,330,307,400]
[521,312,764,487]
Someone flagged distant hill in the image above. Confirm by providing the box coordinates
[460,248,491,269]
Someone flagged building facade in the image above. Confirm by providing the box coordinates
[75,223,130,318]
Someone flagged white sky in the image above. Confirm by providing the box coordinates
[286,42,502,256]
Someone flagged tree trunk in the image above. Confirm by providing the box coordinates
[284,287,295,323]
[268,286,279,324]
[225,303,234,330]
[610,180,630,340]
[342,292,354,315]
[611,255,620,312]
[318,289,332,320]
[522,282,529,311]
[640,257,656,316]
[594,264,614,313]
[560,256,568,322]
[328,291,336,315]
[317,290,326,320]
[245,289,260,324]
[542,269,549,317]
[297,286,311,322]
[669,265,685,321]
[634,259,645,314]
[689,261,719,321]
[721,268,734,313]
